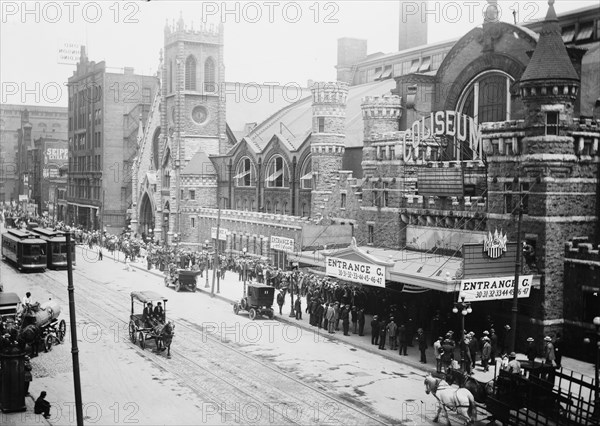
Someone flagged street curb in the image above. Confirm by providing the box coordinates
[100,249,435,375]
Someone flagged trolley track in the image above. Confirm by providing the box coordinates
[27,259,395,425]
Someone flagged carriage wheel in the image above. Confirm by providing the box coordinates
[164,276,170,287]
[191,281,197,292]
[249,308,257,320]
[233,303,240,315]
[57,320,66,343]
[44,334,53,352]
[129,321,137,343]
[139,332,145,350]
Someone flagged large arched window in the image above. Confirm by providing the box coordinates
[234,157,256,187]
[185,56,197,90]
[265,155,288,188]
[152,127,161,170]
[299,156,312,190]
[204,57,216,92]
[457,70,514,124]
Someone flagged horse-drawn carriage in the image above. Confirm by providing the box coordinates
[232,283,275,320]
[128,291,174,357]
[164,267,199,292]
[426,360,597,426]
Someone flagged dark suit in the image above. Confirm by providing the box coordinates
[153,306,164,322]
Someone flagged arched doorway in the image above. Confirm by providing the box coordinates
[138,192,155,236]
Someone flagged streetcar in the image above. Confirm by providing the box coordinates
[31,227,76,269]
[1,228,47,271]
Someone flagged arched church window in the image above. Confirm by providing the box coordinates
[204,57,216,92]
[300,156,312,189]
[265,155,288,188]
[152,127,161,170]
[185,56,197,91]
[235,157,255,187]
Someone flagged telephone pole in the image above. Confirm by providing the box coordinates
[211,200,221,297]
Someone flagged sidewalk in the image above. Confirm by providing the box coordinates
[96,246,595,381]
[1,394,51,426]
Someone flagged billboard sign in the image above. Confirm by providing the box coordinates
[270,236,295,252]
[326,257,385,288]
[459,275,533,302]
[211,227,228,241]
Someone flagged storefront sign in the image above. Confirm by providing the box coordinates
[211,227,228,241]
[326,257,385,288]
[403,110,483,161]
[270,236,295,252]
[459,275,533,302]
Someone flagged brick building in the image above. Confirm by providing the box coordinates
[0,105,67,204]
[132,2,599,358]
[66,47,158,231]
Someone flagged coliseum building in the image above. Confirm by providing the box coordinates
[134,1,600,359]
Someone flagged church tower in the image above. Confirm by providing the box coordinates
[310,82,349,219]
[159,15,226,243]
[484,0,598,340]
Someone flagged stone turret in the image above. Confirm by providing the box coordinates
[361,95,402,162]
[310,81,349,217]
[519,0,580,132]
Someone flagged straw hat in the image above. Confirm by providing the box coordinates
[544,336,552,342]
[509,352,516,359]
[527,337,534,342]
[483,330,490,335]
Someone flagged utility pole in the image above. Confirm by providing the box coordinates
[509,192,524,354]
[66,232,84,426]
[211,201,221,297]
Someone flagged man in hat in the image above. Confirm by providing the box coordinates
[326,303,335,334]
[543,336,555,366]
[490,328,498,364]
[417,328,427,363]
[143,302,154,327]
[433,336,443,372]
[387,317,397,350]
[481,336,491,372]
[468,332,478,370]
[506,352,521,374]
[371,315,380,345]
[526,337,537,364]
[153,302,164,323]
[357,308,365,336]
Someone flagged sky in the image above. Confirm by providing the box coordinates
[1,0,597,107]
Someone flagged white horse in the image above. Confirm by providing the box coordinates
[424,374,478,425]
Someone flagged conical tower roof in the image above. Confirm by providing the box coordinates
[520,0,578,84]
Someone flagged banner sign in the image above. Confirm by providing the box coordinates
[18,195,28,202]
[57,41,81,65]
[459,275,533,302]
[211,227,228,241]
[326,257,385,288]
[270,236,294,252]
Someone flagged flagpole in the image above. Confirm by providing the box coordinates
[509,194,523,354]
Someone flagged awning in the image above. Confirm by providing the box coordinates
[300,172,313,180]
[373,68,384,80]
[381,66,393,79]
[68,202,99,210]
[418,57,432,72]
[576,24,593,41]
[409,59,420,73]
[402,284,431,294]
[562,27,575,43]
[265,168,283,182]
[234,169,250,179]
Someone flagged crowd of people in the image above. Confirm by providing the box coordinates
[1,208,565,376]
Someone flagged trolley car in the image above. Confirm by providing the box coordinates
[1,229,47,271]
[31,227,76,268]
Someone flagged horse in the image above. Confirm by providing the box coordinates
[446,367,492,404]
[424,374,478,426]
[19,324,41,357]
[152,321,174,357]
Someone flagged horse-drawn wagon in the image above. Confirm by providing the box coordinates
[232,283,275,320]
[164,267,199,292]
[129,291,174,357]
[9,300,66,356]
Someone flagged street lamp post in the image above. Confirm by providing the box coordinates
[242,247,248,296]
[584,316,600,417]
[453,296,473,372]
[204,239,210,288]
